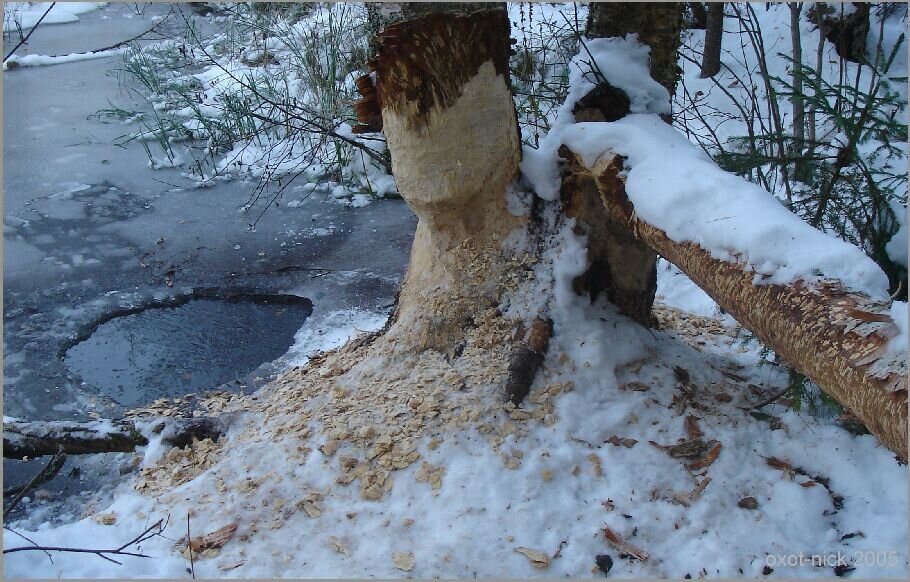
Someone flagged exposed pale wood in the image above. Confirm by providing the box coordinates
[560,147,908,460]
[373,6,528,354]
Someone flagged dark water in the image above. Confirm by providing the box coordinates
[64,296,312,407]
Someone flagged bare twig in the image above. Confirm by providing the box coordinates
[187,513,196,579]
[742,387,790,410]
[3,518,169,566]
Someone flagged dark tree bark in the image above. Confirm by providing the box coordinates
[700,2,724,78]
[687,2,708,29]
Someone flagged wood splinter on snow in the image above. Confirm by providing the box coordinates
[602,524,649,561]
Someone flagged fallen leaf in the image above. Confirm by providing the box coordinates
[684,415,703,440]
[737,496,759,510]
[686,442,722,470]
[514,546,550,568]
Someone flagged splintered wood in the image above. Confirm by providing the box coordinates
[133,307,562,504]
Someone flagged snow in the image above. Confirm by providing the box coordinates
[3,3,906,580]
[558,115,891,297]
[888,301,908,357]
[521,33,892,299]
[521,34,670,202]
[886,201,908,269]
[2,2,105,31]
[285,309,389,367]
[656,260,729,321]
[4,216,907,579]
[3,48,125,70]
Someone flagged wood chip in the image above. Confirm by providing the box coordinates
[393,551,415,571]
[514,546,550,568]
[328,536,350,556]
[181,522,238,556]
[670,477,711,507]
[602,525,649,561]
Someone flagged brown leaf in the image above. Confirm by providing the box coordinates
[602,525,649,561]
[686,442,722,470]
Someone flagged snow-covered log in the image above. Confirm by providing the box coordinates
[559,145,908,460]
[3,417,222,459]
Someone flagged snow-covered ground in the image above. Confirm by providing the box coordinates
[4,211,907,578]
[3,3,907,580]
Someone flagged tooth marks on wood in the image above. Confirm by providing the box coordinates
[561,147,908,460]
[352,73,383,133]
[376,8,512,128]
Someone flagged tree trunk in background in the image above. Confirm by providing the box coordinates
[563,2,685,327]
[700,2,724,78]
[789,2,807,180]
[586,2,684,98]
[560,149,908,461]
[687,2,707,29]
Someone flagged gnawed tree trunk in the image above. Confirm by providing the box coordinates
[559,148,908,460]
[372,5,528,355]
[3,417,223,459]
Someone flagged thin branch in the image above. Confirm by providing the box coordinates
[3,518,168,566]
[3,2,56,63]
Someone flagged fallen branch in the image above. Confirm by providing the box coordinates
[3,517,169,566]
[3,417,223,460]
[3,2,56,63]
[504,318,553,404]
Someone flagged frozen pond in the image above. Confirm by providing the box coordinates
[3,2,415,521]
[64,296,313,407]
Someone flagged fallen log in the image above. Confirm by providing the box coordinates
[3,416,223,460]
[560,147,908,460]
